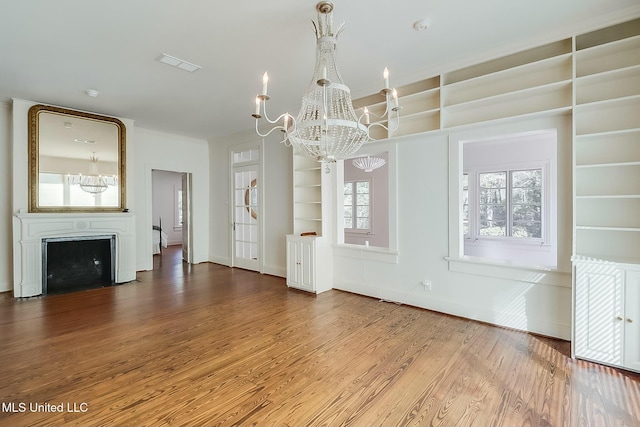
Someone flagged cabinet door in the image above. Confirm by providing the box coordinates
[574,263,624,366]
[286,239,300,288]
[624,271,640,372]
[298,240,315,291]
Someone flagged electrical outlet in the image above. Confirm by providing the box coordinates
[422,280,432,291]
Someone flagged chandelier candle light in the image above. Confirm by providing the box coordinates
[252,1,400,169]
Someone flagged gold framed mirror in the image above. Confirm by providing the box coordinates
[28,104,126,213]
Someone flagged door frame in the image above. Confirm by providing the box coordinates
[229,142,263,273]
[148,168,194,269]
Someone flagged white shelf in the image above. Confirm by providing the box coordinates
[393,110,440,137]
[576,195,640,199]
[399,89,440,117]
[576,161,640,169]
[443,81,571,128]
[575,130,640,165]
[576,165,640,196]
[575,228,640,264]
[573,253,640,266]
[443,39,572,85]
[443,54,571,106]
[574,96,640,136]
[576,198,640,228]
[575,65,640,105]
[576,226,640,232]
[575,34,640,78]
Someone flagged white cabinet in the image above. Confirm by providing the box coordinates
[574,261,640,372]
[574,262,624,365]
[624,271,640,372]
[286,235,315,292]
[286,235,332,294]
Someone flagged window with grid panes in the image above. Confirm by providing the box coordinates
[477,169,542,239]
[344,180,370,230]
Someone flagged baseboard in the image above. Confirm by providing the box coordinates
[0,280,13,293]
[262,264,286,278]
[333,278,571,340]
[209,255,231,266]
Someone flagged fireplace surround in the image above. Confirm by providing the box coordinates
[12,212,136,297]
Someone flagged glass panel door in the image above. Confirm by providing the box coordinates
[233,165,259,271]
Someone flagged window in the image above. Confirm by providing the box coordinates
[344,180,370,231]
[468,168,543,240]
[175,187,183,228]
[462,173,470,238]
[449,128,558,269]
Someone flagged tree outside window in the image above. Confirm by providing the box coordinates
[475,168,542,239]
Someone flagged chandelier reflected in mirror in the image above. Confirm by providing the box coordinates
[252,1,400,167]
[67,153,118,194]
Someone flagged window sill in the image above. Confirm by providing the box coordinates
[334,244,399,264]
[464,238,550,247]
[445,255,570,287]
[345,230,374,236]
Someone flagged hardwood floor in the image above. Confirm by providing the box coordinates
[1,246,639,427]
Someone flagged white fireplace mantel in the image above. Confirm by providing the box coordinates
[12,212,136,297]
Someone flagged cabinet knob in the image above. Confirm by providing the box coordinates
[617,316,623,321]
[627,318,633,323]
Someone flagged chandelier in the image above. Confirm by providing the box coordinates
[67,154,117,194]
[252,1,400,166]
[352,155,386,172]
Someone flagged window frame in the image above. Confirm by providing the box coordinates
[464,160,550,245]
[343,179,372,234]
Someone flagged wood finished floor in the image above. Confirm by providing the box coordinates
[1,246,639,427]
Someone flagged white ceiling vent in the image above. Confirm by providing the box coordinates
[157,53,202,72]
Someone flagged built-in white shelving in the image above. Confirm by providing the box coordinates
[573,19,640,269]
[292,156,324,236]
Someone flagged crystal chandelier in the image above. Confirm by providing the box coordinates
[252,1,400,166]
[352,155,386,172]
[67,154,117,194]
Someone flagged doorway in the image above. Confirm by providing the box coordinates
[151,169,193,266]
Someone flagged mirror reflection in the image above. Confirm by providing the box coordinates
[342,151,389,248]
[29,105,126,212]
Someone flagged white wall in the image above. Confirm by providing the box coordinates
[151,170,183,245]
[133,128,209,271]
[0,102,12,292]
[333,114,573,340]
[209,130,292,277]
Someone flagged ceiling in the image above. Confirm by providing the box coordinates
[1,0,639,141]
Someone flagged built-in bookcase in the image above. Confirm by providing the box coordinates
[348,19,640,266]
[441,39,573,129]
[573,19,640,265]
[292,155,323,236]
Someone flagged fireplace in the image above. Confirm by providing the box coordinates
[43,235,116,294]
[12,212,136,297]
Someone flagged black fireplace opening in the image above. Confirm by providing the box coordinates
[43,235,116,295]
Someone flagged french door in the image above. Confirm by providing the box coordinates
[232,163,260,271]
